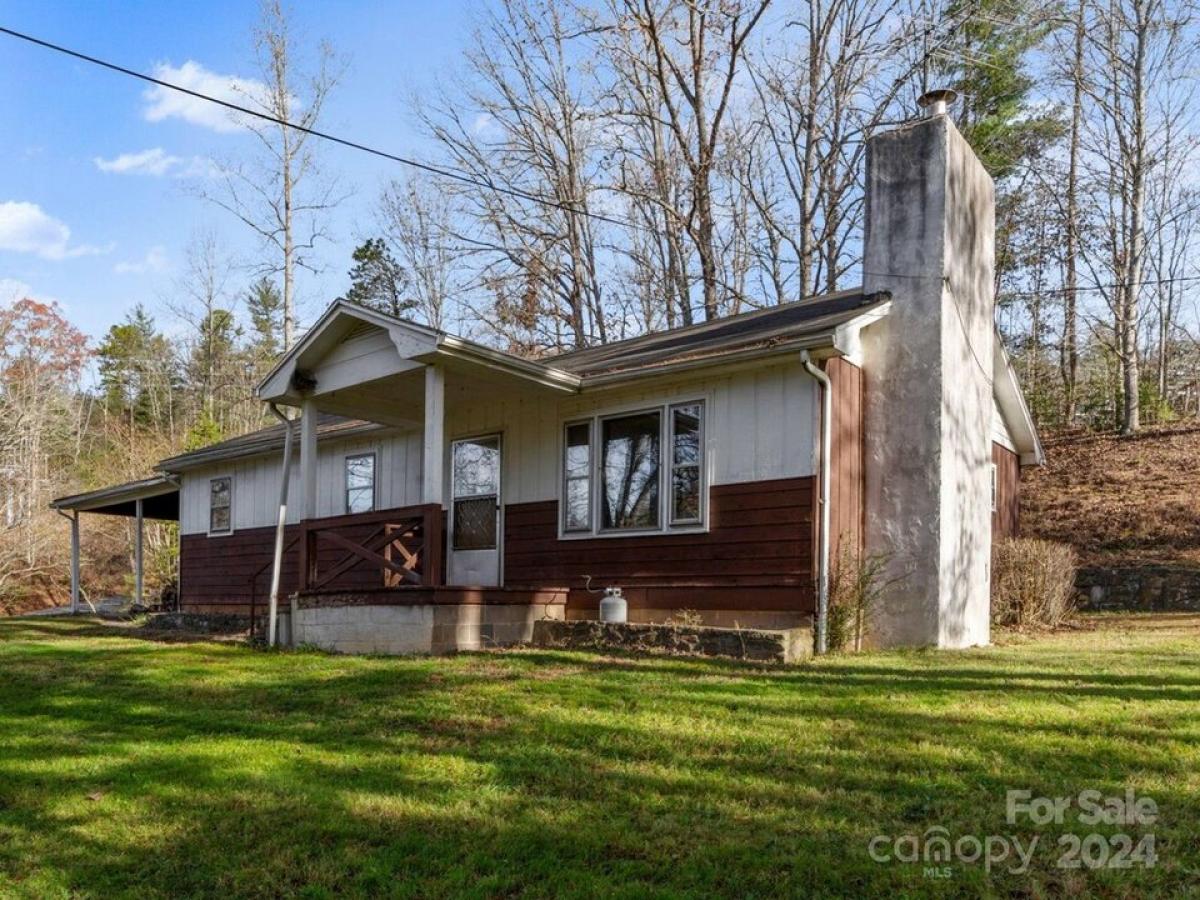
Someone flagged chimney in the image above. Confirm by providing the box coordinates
[859,99,996,648]
[917,87,958,118]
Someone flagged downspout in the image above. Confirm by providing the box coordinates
[801,350,832,655]
[266,403,295,647]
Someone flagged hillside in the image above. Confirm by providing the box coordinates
[1023,422,1200,568]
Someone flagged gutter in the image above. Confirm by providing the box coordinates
[800,350,832,655]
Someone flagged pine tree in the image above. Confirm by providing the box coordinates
[940,0,1064,179]
[95,305,179,430]
[340,238,413,318]
[246,278,283,364]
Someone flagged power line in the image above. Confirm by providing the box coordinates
[0,24,642,233]
[1001,274,1200,299]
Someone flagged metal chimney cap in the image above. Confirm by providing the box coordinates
[917,88,958,117]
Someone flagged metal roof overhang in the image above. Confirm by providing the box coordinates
[50,475,180,520]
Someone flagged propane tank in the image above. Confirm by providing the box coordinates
[599,586,627,623]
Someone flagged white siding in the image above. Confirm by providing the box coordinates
[451,358,818,506]
[179,358,819,531]
[179,429,422,534]
[991,397,1017,452]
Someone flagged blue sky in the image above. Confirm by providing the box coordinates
[0,0,472,341]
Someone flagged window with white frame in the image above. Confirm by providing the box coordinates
[345,453,376,514]
[562,401,705,536]
[209,476,232,534]
[990,462,998,513]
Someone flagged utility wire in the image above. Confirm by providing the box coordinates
[0,24,642,233]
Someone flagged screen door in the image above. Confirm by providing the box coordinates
[447,435,501,586]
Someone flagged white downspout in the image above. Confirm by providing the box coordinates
[266,403,295,647]
[801,350,832,655]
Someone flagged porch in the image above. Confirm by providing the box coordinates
[242,503,569,651]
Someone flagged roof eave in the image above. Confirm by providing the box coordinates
[50,475,179,513]
[993,329,1045,466]
[577,330,845,388]
[156,421,389,473]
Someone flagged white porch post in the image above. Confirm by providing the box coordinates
[300,398,319,520]
[422,364,445,506]
[70,511,80,614]
[134,498,144,608]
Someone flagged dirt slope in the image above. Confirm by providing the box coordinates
[1022,422,1200,567]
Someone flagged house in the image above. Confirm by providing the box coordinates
[51,99,1042,654]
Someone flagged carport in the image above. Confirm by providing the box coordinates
[49,476,180,612]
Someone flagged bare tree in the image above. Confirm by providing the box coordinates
[418,0,608,352]
[614,0,772,320]
[202,0,342,351]
[1077,0,1197,433]
[742,0,917,298]
[377,176,464,331]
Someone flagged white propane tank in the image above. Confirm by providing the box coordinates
[599,586,627,623]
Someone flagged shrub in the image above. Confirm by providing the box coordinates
[991,538,1077,630]
[828,542,894,651]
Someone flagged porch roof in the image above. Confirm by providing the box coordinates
[50,475,179,520]
[156,413,384,473]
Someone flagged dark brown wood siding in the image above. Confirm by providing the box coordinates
[992,442,1020,540]
[180,507,452,615]
[180,525,301,615]
[822,356,865,569]
[503,477,816,617]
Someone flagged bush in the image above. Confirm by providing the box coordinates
[828,542,894,651]
[991,538,1077,630]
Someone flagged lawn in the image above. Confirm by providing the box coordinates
[0,616,1196,898]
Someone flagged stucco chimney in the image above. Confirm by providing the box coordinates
[860,110,996,648]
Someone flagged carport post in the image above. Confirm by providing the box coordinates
[70,511,80,614]
[135,498,144,607]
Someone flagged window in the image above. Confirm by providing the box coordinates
[345,453,376,514]
[990,462,998,513]
[209,476,232,534]
[562,401,705,537]
[452,436,500,550]
[602,411,661,530]
[670,403,703,524]
[563,422,592,531]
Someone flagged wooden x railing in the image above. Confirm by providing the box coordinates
[299,504,444,592]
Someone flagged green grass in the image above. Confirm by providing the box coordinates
[0,616,1197,899]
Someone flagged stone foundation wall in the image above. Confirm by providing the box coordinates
[291,600,566,655]
[145,612,251,634]
[1076,566,1200,612]
[532,619,813,664]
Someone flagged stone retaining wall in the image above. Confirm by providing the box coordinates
[1076,566,1200,612]
[145,612,251,634]
[531,619,813,664]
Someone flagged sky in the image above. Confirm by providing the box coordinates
[0,0,473,342]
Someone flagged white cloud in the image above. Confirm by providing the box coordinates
[94,147,217,178]
[0,278,58,306]
[0,202,110,261]
[114,246,170,275]
[142,60,275,133]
